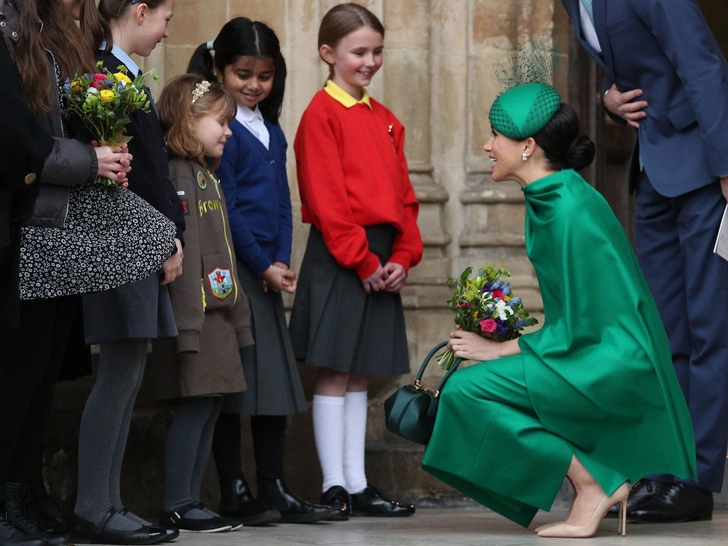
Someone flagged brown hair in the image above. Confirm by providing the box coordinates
[12,0,103,114]
[318,3,385,72]
[158,74,236,170]
[98,0,169,49]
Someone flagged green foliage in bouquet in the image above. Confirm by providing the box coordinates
[63,62,159,186]
[438,264,538,371]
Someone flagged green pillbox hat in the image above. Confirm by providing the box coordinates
[489,83,562,140]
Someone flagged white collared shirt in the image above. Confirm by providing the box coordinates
[100,43,142,76]
[580,2,603,55]
[235,105,269,150]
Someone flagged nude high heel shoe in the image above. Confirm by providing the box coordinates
[534,478,575,533]
[537,483,629,539]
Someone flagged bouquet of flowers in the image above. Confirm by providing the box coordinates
[437,264,538,371]
[63,62,159,186]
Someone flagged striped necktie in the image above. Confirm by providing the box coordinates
[581,0,595,26]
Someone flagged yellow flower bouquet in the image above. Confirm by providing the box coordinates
[63,62,159,186]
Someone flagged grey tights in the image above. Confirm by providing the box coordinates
[163,397,223,519]
[74,339,148,531]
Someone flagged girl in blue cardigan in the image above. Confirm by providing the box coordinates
[187,17,333,525]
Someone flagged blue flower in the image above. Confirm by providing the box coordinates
[63,82,71,93]
[117,83,125,93]
[495,319,509,334]
[515,319,530,328]
[508,296,522,306]
[493,280,503,289]
[502,283,511,295]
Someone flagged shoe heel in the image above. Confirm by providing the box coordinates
[618,497,627,536]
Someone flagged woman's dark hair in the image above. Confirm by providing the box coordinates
[533,103,595,172]
[98,0,168,49]
[12,0,104,113]
[187,17,286,124]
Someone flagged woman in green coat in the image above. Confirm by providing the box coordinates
[421,83,697,538]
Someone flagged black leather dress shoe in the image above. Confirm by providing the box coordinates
[0,514,48,546]
[628,483,713,523]
[159,503,233,533]
[257,478,335,523]
[605,478,661,519]
[117,509,177,543]
[320,486,351,521]
[1,482,71,545]
[350,486,415,517]
[218,477,281,526]
[70,509,167,544]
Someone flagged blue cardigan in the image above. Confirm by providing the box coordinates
[216,120,293,274]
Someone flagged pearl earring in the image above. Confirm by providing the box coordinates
[522,153,528,162]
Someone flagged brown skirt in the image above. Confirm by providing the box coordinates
[150,309,246,401]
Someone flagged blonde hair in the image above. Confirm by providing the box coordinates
[158,74,236,170]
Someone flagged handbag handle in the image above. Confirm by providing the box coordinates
[413,341,462,398]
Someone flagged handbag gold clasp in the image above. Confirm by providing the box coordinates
[413,380,440,398]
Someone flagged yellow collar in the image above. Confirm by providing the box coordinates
[324,80,372,110]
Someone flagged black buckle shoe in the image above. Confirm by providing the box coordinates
[350,485,415,517]
[0,514,49,546]
[70,508,167,544]
[1,482,71,546]
[118,508,178,543]
[218,478,281,526]
[257,478,335,523]
[320,486,351,521]
[605,478,661,519]
[628,483,713,523]
[158,503,234,533]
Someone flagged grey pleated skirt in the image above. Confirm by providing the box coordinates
[289,225,410,376]
[82,272,178,344]
[222,262,307,416]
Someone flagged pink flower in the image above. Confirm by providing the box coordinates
[456,302,471,308]
[90,73,106,88]
[480,319,497,333]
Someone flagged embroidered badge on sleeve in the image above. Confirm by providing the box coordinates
[207,267,233,300]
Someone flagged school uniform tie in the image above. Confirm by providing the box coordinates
[580,0,595,26]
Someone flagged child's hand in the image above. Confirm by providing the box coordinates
[160,239,183,285]
[383,262,407,293]
[361,264,387,294]
[92,142,132,187]
[273,261,298,292]
[261,264,297,294]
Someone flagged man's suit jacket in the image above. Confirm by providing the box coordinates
[562,0,728,197]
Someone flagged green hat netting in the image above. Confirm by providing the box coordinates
[488,82,561,140]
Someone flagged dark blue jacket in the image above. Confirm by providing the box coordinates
[97,50,185,243]
[562,0,728,196]
[216,120,293,274]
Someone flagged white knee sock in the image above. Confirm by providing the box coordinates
[344,391,368,494]
[312,394,346,493]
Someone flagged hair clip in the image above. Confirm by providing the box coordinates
[130,0,141,5]
[192,80,211,104]
[206,41,215,51]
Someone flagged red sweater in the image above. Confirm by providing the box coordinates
[294,86,423,279]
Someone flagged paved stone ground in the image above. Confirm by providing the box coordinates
[135,508,728,546]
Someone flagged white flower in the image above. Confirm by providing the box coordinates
[495,300,514,321]
[87,87,99,95]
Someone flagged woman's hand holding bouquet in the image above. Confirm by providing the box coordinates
[438,264,538,371]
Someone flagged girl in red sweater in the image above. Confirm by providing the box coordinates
[291,2,423,520]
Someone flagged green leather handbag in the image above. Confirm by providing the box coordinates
[383,341,462,445]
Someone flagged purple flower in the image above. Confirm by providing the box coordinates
[483,281,493,292]
[495,319,509,334]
